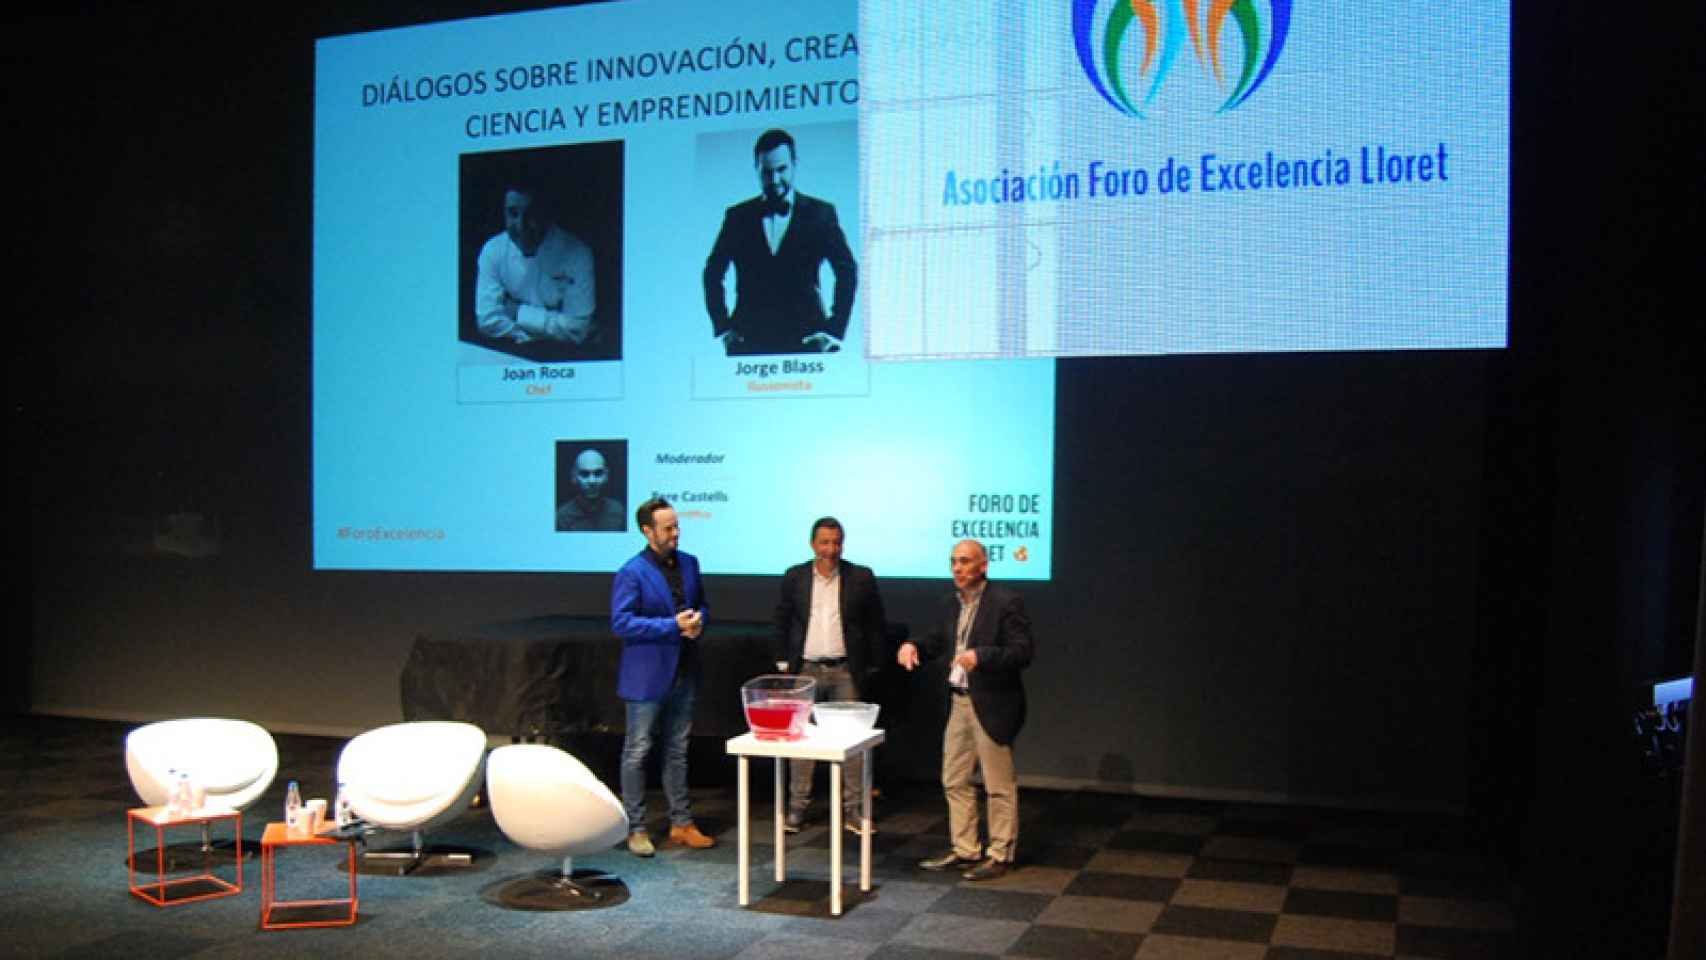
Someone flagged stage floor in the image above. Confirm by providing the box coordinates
[0,714,1517,958]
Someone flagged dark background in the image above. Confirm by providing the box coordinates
[13,2,1704,954]
[458,138,625,362]
[554,438,628,529]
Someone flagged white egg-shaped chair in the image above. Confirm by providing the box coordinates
[336,721,487,872]
[126,717,279,811]
[486,744,628,903]
[125,717,278,859]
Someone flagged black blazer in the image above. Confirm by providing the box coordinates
[916,583,1034,745]
[703,192,857,355]
[773,560,887,699]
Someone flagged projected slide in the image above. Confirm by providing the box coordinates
[313,0,1055,577]
[859,0,1510,359]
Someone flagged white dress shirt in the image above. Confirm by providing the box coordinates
[802,564,845,661]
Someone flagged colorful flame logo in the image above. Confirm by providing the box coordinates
[1072,0,1293,117]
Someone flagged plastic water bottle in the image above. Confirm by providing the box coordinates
[284,780,304,833]
[334,782,352,829]
[176,770,198,814]
[165,768,185,818]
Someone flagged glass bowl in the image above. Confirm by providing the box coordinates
[813,701,880,732]
[741,674,817,741]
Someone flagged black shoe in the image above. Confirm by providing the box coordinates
[962,857,1010,881]
[918,850,979,871]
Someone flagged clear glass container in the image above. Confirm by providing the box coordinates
[741,674,817,741]
[812,701,881,732]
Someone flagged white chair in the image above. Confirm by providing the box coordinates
[125,718,278,857]
[336,721,487,872]
[486,744,628,903]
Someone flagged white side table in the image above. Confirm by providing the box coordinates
[725,727,884,916]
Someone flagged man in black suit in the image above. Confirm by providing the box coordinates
[703,128,857,356]
[898,539,1035,881]
[773,517,887,832]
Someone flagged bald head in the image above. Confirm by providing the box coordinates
[950,539,989,594]
[573,448,608,503]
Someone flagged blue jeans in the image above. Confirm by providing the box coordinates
[620,670,697,830]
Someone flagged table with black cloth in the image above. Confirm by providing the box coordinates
[399,616,776,741]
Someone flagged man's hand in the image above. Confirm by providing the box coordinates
[897,641,920,671]
[492,296,532,343]
[676,608,704,638]
[801,332,842,353]
[953,649,978,672]
[546,311,594,345]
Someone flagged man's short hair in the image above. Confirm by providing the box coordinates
[503,172,543,196]
[753,128,796,163]
[636,497,672,530]
[810,516,842,540]
[502,178,552,214]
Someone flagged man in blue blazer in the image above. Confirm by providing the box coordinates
[611,497,715,856]
[703,127,858,356]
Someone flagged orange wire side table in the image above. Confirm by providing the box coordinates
[127,806,244,907]
[260,821,360,930]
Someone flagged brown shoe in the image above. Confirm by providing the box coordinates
[626,831,655,858]
[666,822,716,849]
[918,850,980,871]
[962,857,1010,881]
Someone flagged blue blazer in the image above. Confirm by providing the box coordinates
[612,548,710,702]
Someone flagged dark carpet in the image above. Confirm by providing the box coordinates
[0,715,1517,958]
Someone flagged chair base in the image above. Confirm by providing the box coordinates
[353,845,485,877]
[488,869,629,911]
[201,837,255,864]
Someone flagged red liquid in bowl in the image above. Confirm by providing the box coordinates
[745,699,810,740]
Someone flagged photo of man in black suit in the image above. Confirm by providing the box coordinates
[703,128,858,356]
